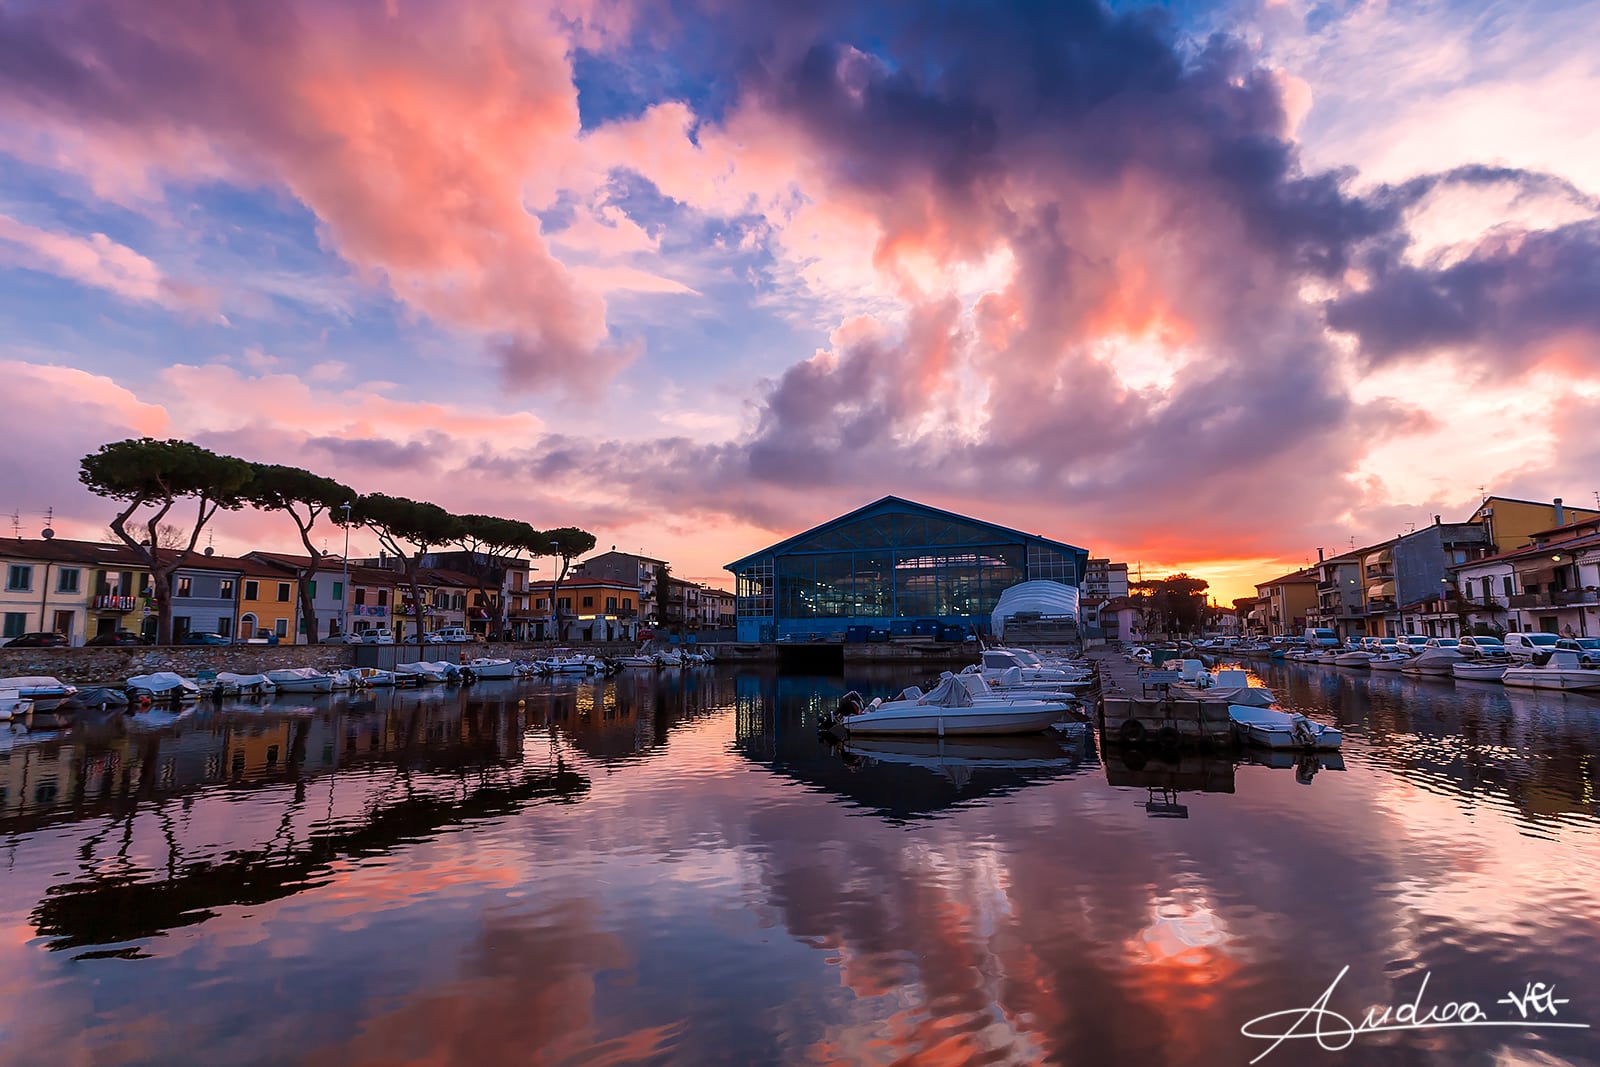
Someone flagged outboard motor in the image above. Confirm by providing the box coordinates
[819,690,865,734]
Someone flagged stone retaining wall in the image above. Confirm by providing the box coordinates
[0,644,358,686]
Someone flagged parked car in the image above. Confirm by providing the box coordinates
[3,631,69,648]
[181,632,232,646]
[1503,632,1561,663]
[1555,637,1600,664]
[1457,635,1507,660]
[433,627,471,643]
[85,629,148,647]
[356,629,394,645]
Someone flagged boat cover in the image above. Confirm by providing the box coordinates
[990,580,1079,640]
[916,673,975,707]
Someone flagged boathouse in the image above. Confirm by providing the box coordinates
[724,496,1088,644]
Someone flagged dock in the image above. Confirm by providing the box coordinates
[1088,648,1238,749]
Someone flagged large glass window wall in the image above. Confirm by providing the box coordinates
[769,546,1026,621]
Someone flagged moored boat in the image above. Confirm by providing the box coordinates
[1452,661,1508,682]
[1228,705,1343,750]
[264,667,336,693]
[1369,653,1410,671]
[825,675,1063,736]
[1501,650,1600,691]
[126,672,201,702]
[465,657,517,680]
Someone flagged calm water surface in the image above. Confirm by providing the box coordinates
[2,660,1598,1066]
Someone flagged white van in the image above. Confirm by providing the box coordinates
[1503,632,1560,663]
[1303,627,1339,648]
[433,627,472,643]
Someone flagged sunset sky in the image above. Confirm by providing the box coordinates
[2,0,1597,602]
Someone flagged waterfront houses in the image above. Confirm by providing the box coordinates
[1252,567,1318,637]
[1,537,152,644]
[529,575,642,642]
[245,552,351,642]
[1452,514,1600,638]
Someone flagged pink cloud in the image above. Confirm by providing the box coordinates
[0,214,216,314]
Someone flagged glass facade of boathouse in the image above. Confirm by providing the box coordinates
[725,496,1088,643]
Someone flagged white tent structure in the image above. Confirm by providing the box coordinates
[991,581,1080,641]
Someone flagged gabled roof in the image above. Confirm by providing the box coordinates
[1463,495,1600,519]
[0,536,147,567]
[1256,568,1317,589]
[1450,529,1600,569]
[724,495,1088,571]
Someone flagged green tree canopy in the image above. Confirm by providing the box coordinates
[79,438,254,643]
[455,514,542,636]
[352,494,462,647]
[540,526,597,641]
[243,464,355,642]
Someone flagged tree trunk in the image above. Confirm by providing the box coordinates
[297,572,319,644]
[153,578,174,645]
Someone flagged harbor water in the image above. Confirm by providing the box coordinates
[1,661,1598,1066]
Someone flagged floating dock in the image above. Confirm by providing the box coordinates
[1089,649,1239,748]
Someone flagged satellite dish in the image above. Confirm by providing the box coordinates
[41,527,54,540]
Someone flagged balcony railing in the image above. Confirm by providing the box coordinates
[1365,598,1397,614]
[1510,590,1599,609]
[93,594,138,611]
[1365,566,1394,580]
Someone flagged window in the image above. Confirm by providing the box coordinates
[536,598,546,610]
[217,616,231,637]
[1481,577,1492,603]
[1503,576,1514,597]
[355,587,367,606]
[6,565,31,592]
[606,597,617,612]
[328,618,339,636]
[377,590,388,607]
[57,568,80,594]
[176,576,192,597]
[558,597,571,610]
[219,579,234,600]
[309,581,317,598]
[275,618,288,638]
[2,613,25,638]
[582,595,595,608]
[332,582,343,601]
[623,597,632,610]
[277,583,291,602]
[245,580,259,601]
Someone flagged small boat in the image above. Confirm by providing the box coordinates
[1402,647,1465,676]
[394,661,455,684]
[1334,651,1374,668]
[842,733,1084,772]
[978,648,1090,684]
[1501,650,1600,691]
[537,651,607,674]
[465,658,517,680]
[328,670,358,691]
[1228,705,1343,750]
[953,671,1083,706]
[613,652,661,668]
[0,676,78,710]
[349,667,397,687]
[214,672,277,696]
[126,672,201,702]
[1201,669,1276,707]
[264,667,336,693]
[1451,662,1508,682]
[826,675,1063,737]
[1368,653,1410,671]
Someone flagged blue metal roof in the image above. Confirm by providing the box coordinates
[724,495,1088,571]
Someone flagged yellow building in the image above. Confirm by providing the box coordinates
[234,559,300,642]
[1253,568,1319,637]
[1466,496,1600,555]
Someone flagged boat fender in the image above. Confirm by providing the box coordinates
[1157,725,1181,749]
[1118,719,1147,746]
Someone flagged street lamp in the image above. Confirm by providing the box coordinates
[339,502,352,636]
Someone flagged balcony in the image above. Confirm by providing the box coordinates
[1365,566,1394,580]
[1316,580,1338,592]
[1510,590,1599,609]
[1365,598,1397,614]
[93,594,139,612]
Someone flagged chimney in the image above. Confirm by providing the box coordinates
[1554,498,1565,526]
[1317,548,1325,563]
[1434,514,1441,525]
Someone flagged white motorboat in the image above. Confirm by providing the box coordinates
[538,652,606,674]
[1334,651,1374,668]
[0,676,77,701]
[652,650,684,668]
[1452,662,1508,682]
[1368,653,1410,671]
[613,653,661,668]
[395,661,454,684]
[465,658,517,680]
[265,667,336,693]
[214,672,277,696]
[328,670,358,691]
[977,649,1090,684]
[829,675,1063,736]
[942,670,1081,707]
[1501,650,1600,691]
[843,734,1084,772]
[1228,705,1343,750]
[126,672,201,701]
[1402,647,1465,675]
[349,667,397,687]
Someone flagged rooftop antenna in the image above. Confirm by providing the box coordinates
[8,511,19,538]
[41,506,55,540]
